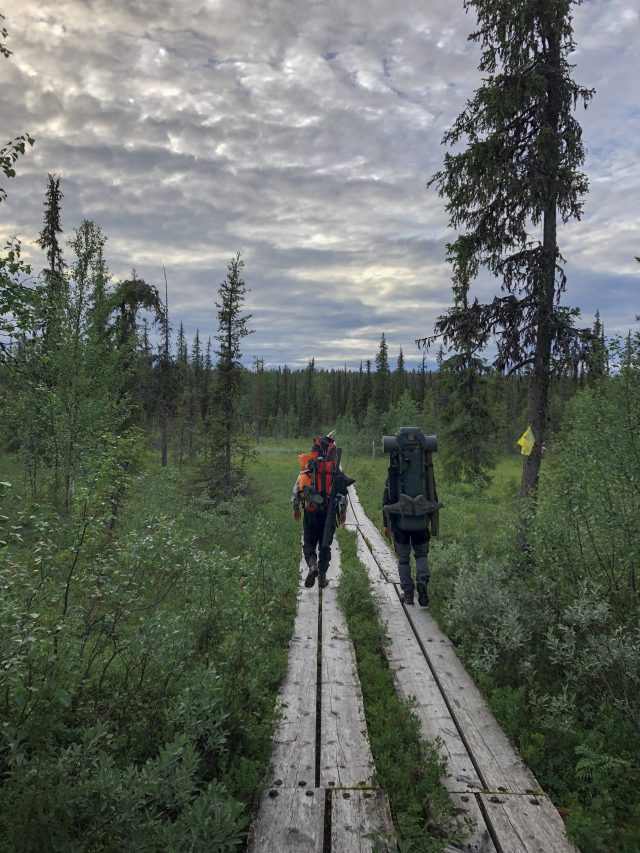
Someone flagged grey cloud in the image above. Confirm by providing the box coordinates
[1,0,638,368]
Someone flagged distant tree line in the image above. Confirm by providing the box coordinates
[1,166,612,510]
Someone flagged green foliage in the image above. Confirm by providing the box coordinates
[425,0,595,498]
[0,440,301,850]
[0,238,39,343]
[0,15,36,345]
[0,132,35,204]
[374,333,391,412]
[208,252,254,495]
[1,209,145,509]
[432,335,640,850]
[438,354,497,486]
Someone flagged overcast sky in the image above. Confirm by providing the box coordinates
[2,0,638,369]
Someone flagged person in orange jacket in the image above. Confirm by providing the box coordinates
[291,434,350,588]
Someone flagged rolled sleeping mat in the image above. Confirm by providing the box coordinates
[382,432,438,453]
[422,434,438,452]
[382,435,399,452]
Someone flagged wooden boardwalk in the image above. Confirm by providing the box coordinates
[248,541,395,852]
[345,487,577,853]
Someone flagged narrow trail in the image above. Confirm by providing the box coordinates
[248,539,395,852]
[249,487,577,852]
[345,487,576,853]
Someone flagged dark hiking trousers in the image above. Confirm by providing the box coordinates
[393,528,430,595]
[303,509,332,572]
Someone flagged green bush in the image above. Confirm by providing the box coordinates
[0,438,300,850]
[437,336,640,851]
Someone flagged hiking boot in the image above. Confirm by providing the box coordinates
[417,582,429,607]
[318,570,329,589]
[304,568,319,588]
[401,591,414,605]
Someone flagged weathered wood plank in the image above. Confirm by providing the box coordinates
[267,558,318,788]
[355,528,483,794]
[347,490,402,583]
[478,794,577,852]
[248,787,325,853]
[448,793,497,853]
[321,541,376,787]
[331,790,396,852]
[348,487,576,852]
[402,600,541,796]
[350,489,540,796]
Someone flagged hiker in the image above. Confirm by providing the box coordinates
[291,433,353,589]
[382,427,442,607]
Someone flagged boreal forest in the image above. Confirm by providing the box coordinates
[1,2,639,852]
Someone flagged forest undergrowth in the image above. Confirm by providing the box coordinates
[352,343,640,853]
[0,442,300,851]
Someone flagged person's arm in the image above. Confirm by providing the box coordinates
[291,476,302,519]
[382,478,391,538]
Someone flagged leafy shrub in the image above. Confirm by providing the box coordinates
[436,335,640,850]
[0,438,300,850]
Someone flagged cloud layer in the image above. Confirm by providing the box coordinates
[2,0,638,368]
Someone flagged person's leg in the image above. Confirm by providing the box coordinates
[317,511,332,588]
[412,530,430,606]
[394,528,414,603]
[303,512,321,587]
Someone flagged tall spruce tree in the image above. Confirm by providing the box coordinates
[159,267,173,467]
[211,252,253,492]
[393,346,406,403]
[374,333,391,412]
[585,311,607,384]
[439,351,497,485]
[424,0,593,499]
[299,357,317,434]
[37,173,64,277]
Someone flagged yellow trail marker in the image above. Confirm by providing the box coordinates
[517,425,535,456]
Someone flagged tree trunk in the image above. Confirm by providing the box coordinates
[161,403,168,467]
[519,29,561,501]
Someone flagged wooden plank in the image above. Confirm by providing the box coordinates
[478,794,577,852]
[331,790,396,852]
[267,558,318,788]
[347,489,402,582]
[355,529,483,794]
[248,787,324,853]
[321,541,377,788]
[349,489,541,796]
[403,603,541,796]
[449,794,497,853]
[348,488,576,852]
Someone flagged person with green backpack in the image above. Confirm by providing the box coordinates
[382,427,442,606]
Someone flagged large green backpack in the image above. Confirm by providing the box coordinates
[382,427,442,535]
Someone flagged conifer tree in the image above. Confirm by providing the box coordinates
[374,333,390,412]
[36,174,65,343]
[210,252,253,492]
[393,346,406,403]
[159,268,172,467]
[439,351,497,485]
[424,0,593,499]
[252,356,266,442]
[299,357,317,434]
[37,173,64,277]
[585,311,608,383]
